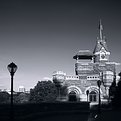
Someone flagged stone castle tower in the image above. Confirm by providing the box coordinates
[53,21,119,103]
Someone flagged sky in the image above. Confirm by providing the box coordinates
[0,0,121,91]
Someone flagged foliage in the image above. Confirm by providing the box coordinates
[18,93,30,103]
[29,81,58,103]
[109,81,116,99]
[14,92,30,103]
[0,91,10,103]
[112,78,121,108]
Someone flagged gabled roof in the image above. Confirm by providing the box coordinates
[93,39,108,54]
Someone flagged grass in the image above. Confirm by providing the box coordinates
[0,102,90,121]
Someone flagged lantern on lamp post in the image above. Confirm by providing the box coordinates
[7,62,17,120]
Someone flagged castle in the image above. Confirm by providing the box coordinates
[52,21,119,103]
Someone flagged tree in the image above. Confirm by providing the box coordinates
[0,91,10,103]
[109,81,116,101]
[112,81,121,107]
[29,81,58,103]
[112,72,121,108]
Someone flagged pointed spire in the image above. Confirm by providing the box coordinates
[98,19,103,40]
[93,20,109,54]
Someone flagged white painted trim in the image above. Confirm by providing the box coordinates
[84,86,103,94]
[67,85,82,95]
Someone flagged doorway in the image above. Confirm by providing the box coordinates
[68,91,77,101]
[89,91,97,102]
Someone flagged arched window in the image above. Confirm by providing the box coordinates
[89,91,97,102]
[68,91,77,101]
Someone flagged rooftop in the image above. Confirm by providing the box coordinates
[73,50,93,59]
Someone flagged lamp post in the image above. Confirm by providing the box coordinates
[97,80,101,113]
[86,90,89,102]
[7,62,17,120]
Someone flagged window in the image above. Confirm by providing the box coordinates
[89,91,97,102]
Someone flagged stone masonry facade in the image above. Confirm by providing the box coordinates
[52,21,119,103]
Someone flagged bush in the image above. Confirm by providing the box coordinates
[0,91,10,103]
[29,81,58,103]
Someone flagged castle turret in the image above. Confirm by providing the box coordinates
[73,50,93,77]
[52,71,66,86]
